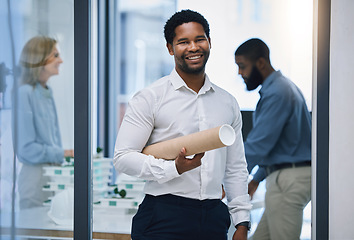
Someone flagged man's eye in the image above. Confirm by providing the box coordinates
[54,53,59,57]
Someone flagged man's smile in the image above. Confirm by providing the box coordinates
[186,54,202,61]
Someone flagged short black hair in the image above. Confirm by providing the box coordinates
[235,38,270,63]
[164,9,210,45]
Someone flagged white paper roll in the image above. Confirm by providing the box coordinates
[142,124,235,160]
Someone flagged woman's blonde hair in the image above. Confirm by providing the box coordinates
[19,36,57,86]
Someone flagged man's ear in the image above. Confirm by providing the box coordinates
[256,57,266,70]
[208,37,211,48]
[166,43,174,56]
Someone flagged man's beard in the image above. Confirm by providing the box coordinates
[245,65,263,91]
[177,51,209,74]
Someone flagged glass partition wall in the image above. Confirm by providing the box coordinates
[1,0,176,239]
[1,0,75,239]
[92,0,176,238]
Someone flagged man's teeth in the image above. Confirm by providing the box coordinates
[188,56,201,60]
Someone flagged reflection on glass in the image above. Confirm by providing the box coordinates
[0,0,74,239]
[16,36,74,210]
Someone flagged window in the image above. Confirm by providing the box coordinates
[1,0,74,238]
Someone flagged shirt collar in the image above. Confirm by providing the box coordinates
[169,68,214,94]
[36,82,53,98]
[259,70,282,94]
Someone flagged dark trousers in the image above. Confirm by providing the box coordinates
[131,194,231,240]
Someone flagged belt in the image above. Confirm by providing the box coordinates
[266,161,311,176]
[145,194,219,207]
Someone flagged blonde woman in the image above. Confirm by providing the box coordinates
[16,36,74,209]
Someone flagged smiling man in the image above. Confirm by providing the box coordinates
[114,10,251,240]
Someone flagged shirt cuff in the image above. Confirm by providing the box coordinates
[228,194,252,226]
[156,159,180,184]
[46,146,65,164]
[253,167,267,182]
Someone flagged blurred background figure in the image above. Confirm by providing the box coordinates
[14,36,74,209]
[234,38,311,240]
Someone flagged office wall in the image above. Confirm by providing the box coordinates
[177,0,313,111]
[329,0,354,239]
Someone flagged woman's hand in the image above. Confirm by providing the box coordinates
[64,149,74,158]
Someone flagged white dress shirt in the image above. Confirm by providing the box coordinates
[114,69,251,225]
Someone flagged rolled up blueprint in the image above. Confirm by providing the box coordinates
[142,124,235,160]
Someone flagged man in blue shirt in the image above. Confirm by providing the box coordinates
[234,38,311,240]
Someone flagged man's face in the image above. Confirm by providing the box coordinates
[167,22,211,75]
[235,55,263,91]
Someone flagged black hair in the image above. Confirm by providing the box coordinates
[164,9,210,45]
[235,38,270,63]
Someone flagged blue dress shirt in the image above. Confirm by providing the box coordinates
[15,83,64,165]
[244,71,311,182]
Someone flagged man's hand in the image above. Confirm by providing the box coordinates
[221,184,226,199]
[248,180,259,199]
[175,147,204,174]
[232,226,248,240]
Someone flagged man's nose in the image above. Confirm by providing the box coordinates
[188,41,198,51]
